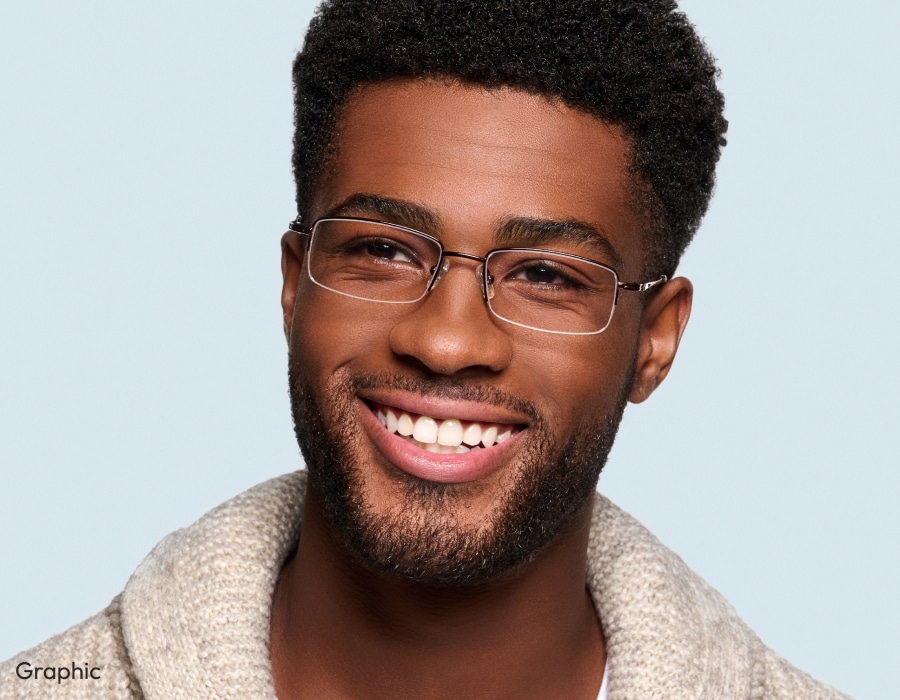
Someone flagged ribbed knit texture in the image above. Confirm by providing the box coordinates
[1,471,851,699]
[0,595,141,699]
[585,497,849,699]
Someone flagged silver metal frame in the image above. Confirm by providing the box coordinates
[288,217,667,335]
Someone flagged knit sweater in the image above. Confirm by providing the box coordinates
[0,471,851,699]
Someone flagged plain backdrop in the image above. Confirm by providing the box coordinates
[1,2,897,697]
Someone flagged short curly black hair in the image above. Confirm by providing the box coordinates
[293,0,727,276]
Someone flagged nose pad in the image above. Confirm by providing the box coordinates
[476,264,495,301]
[428,259,452,291]
[428,259,493,301]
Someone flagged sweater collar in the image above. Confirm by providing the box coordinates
[121,472,305,699]
[121,471,751,699]
[585,495,754,697]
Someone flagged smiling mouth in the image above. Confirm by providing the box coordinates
[368,402,524,455]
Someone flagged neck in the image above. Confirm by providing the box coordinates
[270,485,606,700]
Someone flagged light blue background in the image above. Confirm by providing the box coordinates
[1,2,897,697]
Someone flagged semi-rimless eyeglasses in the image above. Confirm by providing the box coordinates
[287,217,667,335]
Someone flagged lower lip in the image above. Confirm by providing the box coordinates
[356,399,523,484]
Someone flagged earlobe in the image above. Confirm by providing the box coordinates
[280,232,306,340]
[628,276,693,404]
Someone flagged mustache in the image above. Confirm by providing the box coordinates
[350,371,542,425]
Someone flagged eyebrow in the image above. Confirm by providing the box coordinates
[321,193,623,268]
[495,218,624,269]
[322,194,440,235]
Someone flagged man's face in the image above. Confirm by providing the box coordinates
[283,80,653,585]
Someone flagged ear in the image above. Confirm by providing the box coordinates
[628,276,693,403]
[280,231,306,340]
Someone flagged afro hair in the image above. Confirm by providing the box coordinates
[292,0,727,276]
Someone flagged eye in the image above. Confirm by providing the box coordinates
[346,237,416,264]
[365,241,413,262]
[510,261,583,288]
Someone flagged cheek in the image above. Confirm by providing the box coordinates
[511,330,638,426]
[289,285,396,374]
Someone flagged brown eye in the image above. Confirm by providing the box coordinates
[510,261,583,289]
[340,236,417,264]
[365,241,413,262]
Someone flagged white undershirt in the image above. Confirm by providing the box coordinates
[597,662,609,700]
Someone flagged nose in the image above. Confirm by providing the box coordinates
[389,257,513,376]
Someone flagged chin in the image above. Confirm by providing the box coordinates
[288,362,629,587]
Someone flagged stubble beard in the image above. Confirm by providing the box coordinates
[288,360,631,587]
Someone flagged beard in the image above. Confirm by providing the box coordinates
[288,360,631,588]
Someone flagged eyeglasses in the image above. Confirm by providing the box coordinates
[287,217,667,335]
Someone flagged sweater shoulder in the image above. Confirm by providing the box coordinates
[0,595,142,699]
[751,645,853,699]
[588,495,855,698]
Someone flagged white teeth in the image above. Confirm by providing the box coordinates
[437,419,463,446]
[412,416,438,443]
[397,413,415,436]
[462,423,482,446]
[386,409,398,433]
[374,404,518,451]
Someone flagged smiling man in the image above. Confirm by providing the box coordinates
[1,1,852,699]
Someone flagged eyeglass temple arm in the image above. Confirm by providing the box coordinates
[287,219,314,253]
[618,275,668,292]
[288,218,312,234]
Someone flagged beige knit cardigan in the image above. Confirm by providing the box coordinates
[1,471,851,699]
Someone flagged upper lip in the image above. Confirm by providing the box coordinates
[360,390,529,426]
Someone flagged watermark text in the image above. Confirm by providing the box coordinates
[15,661,101,684]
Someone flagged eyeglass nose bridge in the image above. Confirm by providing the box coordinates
[428,250,495,301]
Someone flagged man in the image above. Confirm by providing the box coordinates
[1,0,851,698]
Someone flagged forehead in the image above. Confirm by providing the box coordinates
[313,80,645,273]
